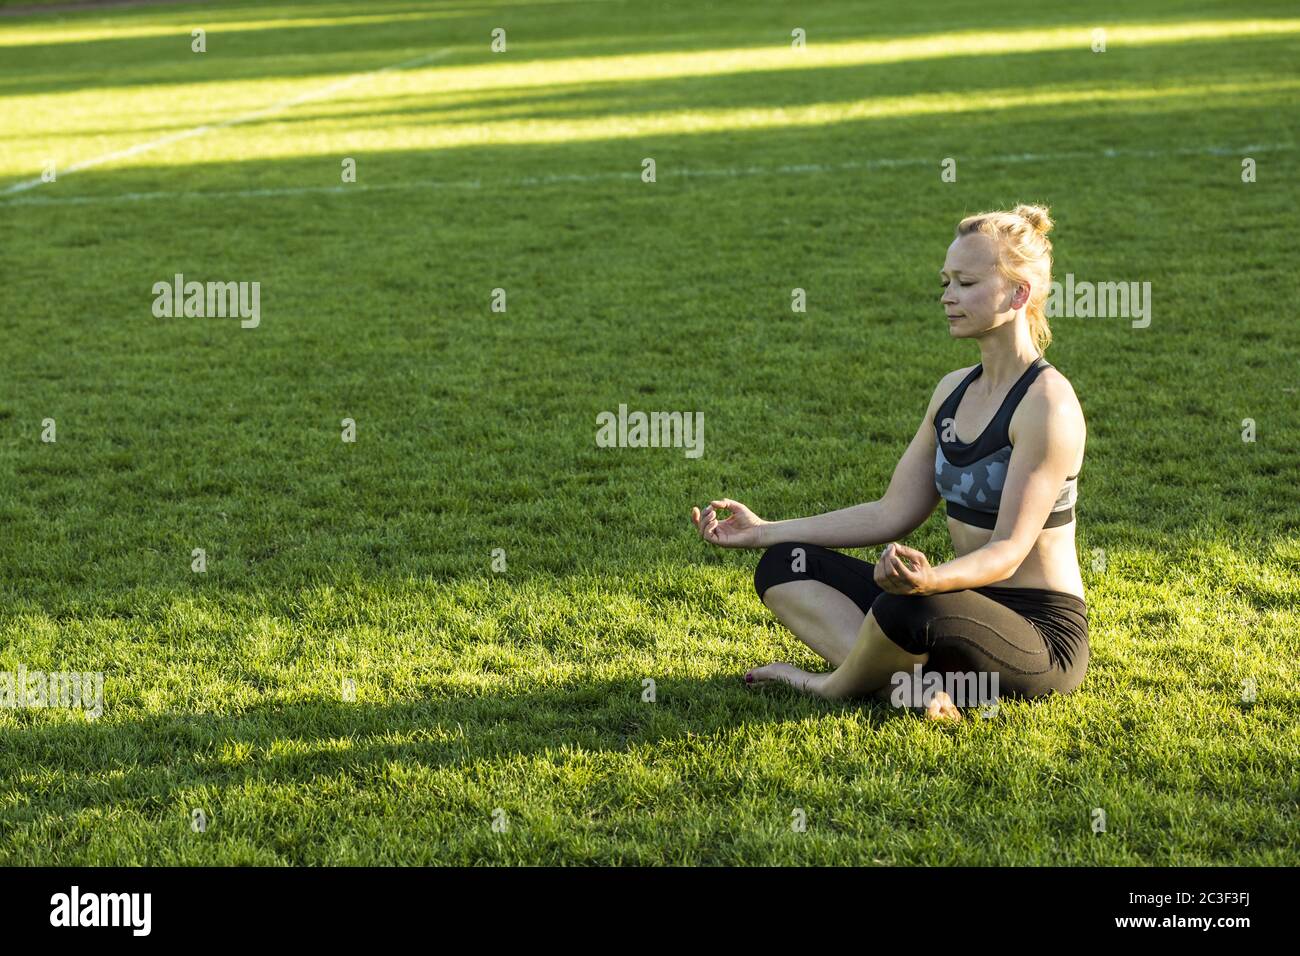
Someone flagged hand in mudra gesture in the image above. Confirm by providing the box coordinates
[874,542,937,595]
[690,498,766,549]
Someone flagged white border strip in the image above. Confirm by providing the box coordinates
[1,47,454,195]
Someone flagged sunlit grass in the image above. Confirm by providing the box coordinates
[3,67,1297,179]
[0,544,1295,864]
[425,18,1300,88]
[0,10,470,47]
[0,0,621,32]
[5,13,1299,178]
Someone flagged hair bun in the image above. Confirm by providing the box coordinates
[1014,204,1053,236]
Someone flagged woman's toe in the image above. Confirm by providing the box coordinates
[926,691,964,721]
[745,663,789,685]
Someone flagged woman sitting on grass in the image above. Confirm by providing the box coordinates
[690,204,1089,721]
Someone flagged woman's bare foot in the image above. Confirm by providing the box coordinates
[925,690,963,722]
[745,662,827,697]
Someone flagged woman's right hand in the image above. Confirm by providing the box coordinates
[691,498,767,549]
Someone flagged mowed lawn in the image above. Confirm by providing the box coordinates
[0,0,1297,865]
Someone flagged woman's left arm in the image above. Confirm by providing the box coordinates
[924,385,1085,593]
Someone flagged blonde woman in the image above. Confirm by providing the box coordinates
[690,205,1088,720]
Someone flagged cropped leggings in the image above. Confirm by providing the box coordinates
[753,542,1090,699]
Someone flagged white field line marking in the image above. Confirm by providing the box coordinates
[0,141,1289,207]
[1,47,455,195]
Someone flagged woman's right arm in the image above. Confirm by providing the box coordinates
[759,500,900,549]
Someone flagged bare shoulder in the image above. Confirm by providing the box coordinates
[1015,366,1086,438]
[1035,366,1084,414]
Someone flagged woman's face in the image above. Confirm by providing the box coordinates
[939,233,1022,337]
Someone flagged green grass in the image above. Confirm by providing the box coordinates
[0,0,1297,865]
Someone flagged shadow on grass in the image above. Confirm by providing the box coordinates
[0,673,926,824]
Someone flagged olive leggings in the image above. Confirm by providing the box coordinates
[753,541,1090,700]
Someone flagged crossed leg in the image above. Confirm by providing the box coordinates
[749,579,961,719]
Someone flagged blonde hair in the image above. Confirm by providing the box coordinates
[955,204,1054,355]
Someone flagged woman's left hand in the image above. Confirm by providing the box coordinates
[874,542,937,596]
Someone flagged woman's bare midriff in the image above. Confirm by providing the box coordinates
[947,517,1085,599]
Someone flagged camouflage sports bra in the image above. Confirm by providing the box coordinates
[933,357,1078,530]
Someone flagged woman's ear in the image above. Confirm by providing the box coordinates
[1011,282,1030,310]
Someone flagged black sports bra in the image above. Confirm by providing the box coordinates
[932,358,1078,530]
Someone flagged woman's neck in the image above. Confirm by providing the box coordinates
[975,320,1040,389]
